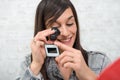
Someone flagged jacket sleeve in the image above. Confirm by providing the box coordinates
[88,51,111,75]
[101,53,111,71]
[16,55,44,80]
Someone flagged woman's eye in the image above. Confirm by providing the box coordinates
[52,26,60,28]
[67,23,74,26]
[51,24,60,28]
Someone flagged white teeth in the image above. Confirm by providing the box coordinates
[62,38,71,42]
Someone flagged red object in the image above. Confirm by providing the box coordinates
[98,58,120,80]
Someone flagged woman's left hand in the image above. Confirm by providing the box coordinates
[54,41,97,80]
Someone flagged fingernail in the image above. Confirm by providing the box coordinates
[55,57,59,61]
[51,29,55,32]
[63,64,67,68]
[54,41,57,45]
[54,41,58,45]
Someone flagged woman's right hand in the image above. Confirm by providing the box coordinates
[30,29,55,75]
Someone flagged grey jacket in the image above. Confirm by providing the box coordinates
[16,51,110,80]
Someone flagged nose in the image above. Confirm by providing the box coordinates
[60,26,69,37]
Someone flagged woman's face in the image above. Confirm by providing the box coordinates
[47,8,77,47]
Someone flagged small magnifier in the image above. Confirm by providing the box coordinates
[50,27,60,41]
[45,27,60,57]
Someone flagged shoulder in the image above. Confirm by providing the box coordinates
[18,54,32,78]
[87,51,108,61]
[87,51,111,74]
[21,54,31,70]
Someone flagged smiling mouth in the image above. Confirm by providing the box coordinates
[59,36,72,43]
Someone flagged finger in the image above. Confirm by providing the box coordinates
[56,51,75,63]
[31,40,46,59]
[35,36,47,43]
[42,28,55,37]
[46,40,54,44]
[36,41,45,47]
[40,46,46,59]
[31,39,36,48]
[35,29,55,43]
[54,41,75,52]
[31,38,45,46]
[60,56,74,67]
[36,28,55,39]
[63,62,75,69]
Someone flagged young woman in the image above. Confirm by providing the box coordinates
[17,0,110,80]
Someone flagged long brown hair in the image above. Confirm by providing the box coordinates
[32,0,88,79]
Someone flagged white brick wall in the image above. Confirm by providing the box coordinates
[0,0,120,80]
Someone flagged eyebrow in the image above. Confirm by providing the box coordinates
[68,16,74,20]
[55,15,74,24]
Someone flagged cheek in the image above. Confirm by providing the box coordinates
[70,25,77,35]
[71,25,77,44]
[70,25,77,47]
